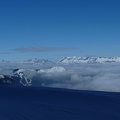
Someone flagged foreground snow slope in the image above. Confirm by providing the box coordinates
[0,86,120,120]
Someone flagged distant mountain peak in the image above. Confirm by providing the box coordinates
[0,60,10,63]
[21,58,54,64]
[59,56,120,64]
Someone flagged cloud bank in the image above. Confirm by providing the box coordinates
[1,63,120,92]
[13,46,76,53]
[29,63,120,92]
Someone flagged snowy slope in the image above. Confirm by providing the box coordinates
[0,86,120,120]
[0,69,32,86]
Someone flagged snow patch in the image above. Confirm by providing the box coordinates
[0,75,4,79]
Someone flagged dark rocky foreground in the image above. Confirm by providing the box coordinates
[0,86,120,120]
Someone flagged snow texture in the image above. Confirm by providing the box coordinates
[0,87,120,120]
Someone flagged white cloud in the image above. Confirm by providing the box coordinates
[1,62,120,92]
[30,63,120,92]
[13,46,76,53]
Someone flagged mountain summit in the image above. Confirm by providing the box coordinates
[21,58,54,64]
[59,56,120,64]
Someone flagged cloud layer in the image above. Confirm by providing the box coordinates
[13,46,76,53]
[29,63,120,92]
[1,62,120,92]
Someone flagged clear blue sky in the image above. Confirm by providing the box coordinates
[0,0,120,61]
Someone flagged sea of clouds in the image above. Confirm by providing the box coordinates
[1,63,120,92]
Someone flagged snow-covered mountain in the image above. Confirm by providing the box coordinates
[21,58,54,65]
[0,66,67,86]
[1,56,120,65]
[59,56,120,64]
[0,60,10,63]
[0,69,32,86]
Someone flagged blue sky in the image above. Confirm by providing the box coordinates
[0,0,120,61]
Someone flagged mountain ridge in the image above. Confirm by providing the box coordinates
[59,56,120,64]
[1,56,120,64]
